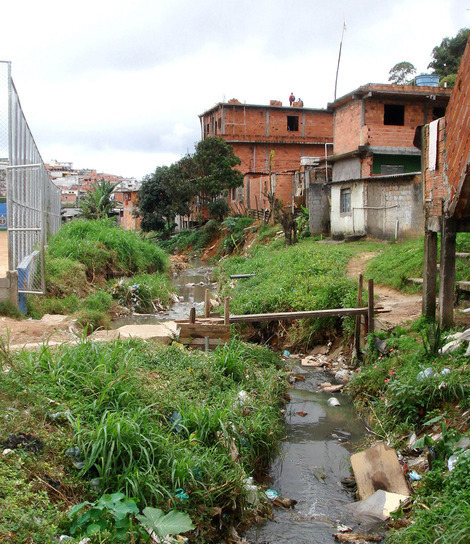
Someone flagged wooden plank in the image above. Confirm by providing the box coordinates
[228,307,368,324]
[204,289,210,318]
[178,324,230,340]
[456,281,470,292]
[368,279,375,335]
[189,307,196,324]
[230,274,255,279]
[350,443,409,501]
[354,274,363,361]
[224,297,230,326]
[175,317,224,324]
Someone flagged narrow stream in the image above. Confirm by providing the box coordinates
[111,260,216,327]
[245,366,366,544]
[113,261,368,542]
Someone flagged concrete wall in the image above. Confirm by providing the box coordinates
[366,177,424,238]
[0,271,18,308]
[331,181,366,238]
[332,157,361,182]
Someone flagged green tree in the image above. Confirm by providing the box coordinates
[428,28,470,78]
[388,61,416,85]
[138,163,194,235]
[80,179,116,220]
[192,137,243,204]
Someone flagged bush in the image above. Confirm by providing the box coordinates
[45,257,90,297]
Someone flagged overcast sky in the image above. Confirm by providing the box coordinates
[1,0,468,179]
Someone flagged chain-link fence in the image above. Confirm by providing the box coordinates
[0,61,61,294]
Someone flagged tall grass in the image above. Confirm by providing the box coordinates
[48,219,168,279]
[218,239,358,345]
[0,339,285,541]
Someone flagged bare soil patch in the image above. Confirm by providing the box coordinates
[347,251,422,329]
[0,314,75,349]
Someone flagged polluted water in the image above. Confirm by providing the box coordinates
[111,260,216,327]
[245,365,366,544]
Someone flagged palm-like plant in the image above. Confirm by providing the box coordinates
[80,179,116,220]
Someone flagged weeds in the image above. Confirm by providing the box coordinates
[0,338,286,542]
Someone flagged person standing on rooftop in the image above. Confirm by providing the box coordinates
[289,92,295,106]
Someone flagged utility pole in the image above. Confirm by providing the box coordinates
[334,20,347,101]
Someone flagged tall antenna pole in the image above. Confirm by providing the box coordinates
[334,20,347,101]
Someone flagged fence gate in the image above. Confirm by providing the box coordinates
[0,61,61,296]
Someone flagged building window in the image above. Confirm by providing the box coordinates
[218,118,221,129]
[340,188,351,213]
[384,104,405,126]
[433,107,446,120]
[287,116,299,131]
[381,164,405,175]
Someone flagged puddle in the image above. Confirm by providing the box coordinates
[111,260,216,328]
[245,367,366,544]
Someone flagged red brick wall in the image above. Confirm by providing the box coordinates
[202,105,332,143]
[333,101,362,154]
[244,172,294,209]
[445,35,470,216]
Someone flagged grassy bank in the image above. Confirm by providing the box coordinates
[27,219,172,329]
[348,322,470,543]
[217,238,359,347]
[365,233,470,292]
[0,338,286,543]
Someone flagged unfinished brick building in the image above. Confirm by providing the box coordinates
[422,35,470,326]
[328,83,451,239]
[198,100,333,212]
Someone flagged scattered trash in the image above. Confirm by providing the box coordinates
[408,470,422,481]
[66,446,85,470]
[323,384,345,393]
[408,432,418,449]
[335,369,350,383]
[265,489,279,501]
[283,350,291,358]
[273,496,297,509]
[417,367,434,382]
[312,466,327,482]
[328,398,341,407]
[336,524,353,533]
[174,488,189,502]
[2,448,13,456]
[301,355,323,367]
[373,336,388,355]
[333,532,382,542]
[169,411,183,433]
[350,442,409,500]
[59,537,73,542]
[243,477,260,506]
[440,368,451,375]
[347,489,409,522]
[296,411,308,417]
[236,390,249,406]
[47,411,72,423]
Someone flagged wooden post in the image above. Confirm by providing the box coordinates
[354,274,363,361]
[204,288,210,318]
[368,278,374,335]
[224,297,230,326]
[204,336,209,352]
[189,307,196,324]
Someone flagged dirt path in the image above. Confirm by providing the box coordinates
[347,252,422,329]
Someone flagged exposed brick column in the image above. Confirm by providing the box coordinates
[438,217,456,327]
[422,229,438,319]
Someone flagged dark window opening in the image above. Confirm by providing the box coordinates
[340,188,351,213]
[433,107,446,120]
[287,116,299,131]
[381,164,405,175]
[218,118,221,129]
[384,104,405,126]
